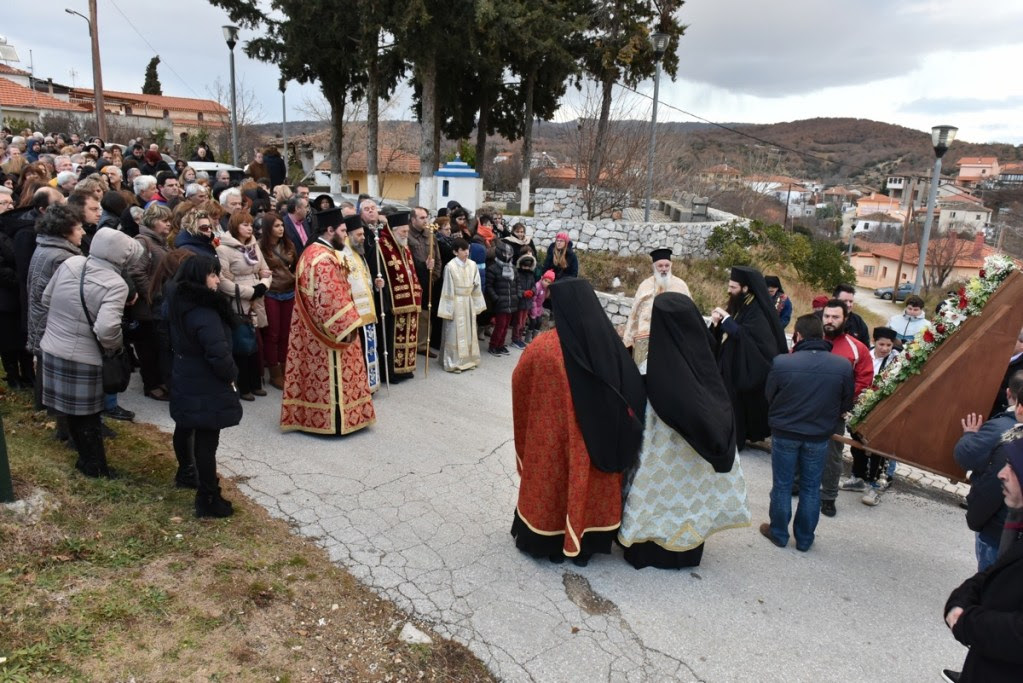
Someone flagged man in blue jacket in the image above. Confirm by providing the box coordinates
[761,314,853,552]
[955,371,1023,571]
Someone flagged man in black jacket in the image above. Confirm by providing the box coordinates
[955,372,1023,571]
[943,432,1023,683]
[761,314,853,552]
[990,328,1023,418]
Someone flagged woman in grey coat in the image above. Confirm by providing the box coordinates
[39,228,143,477]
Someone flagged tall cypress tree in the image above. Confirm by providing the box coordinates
[142,56,162,95]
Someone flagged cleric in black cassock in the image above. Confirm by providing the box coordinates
[709,266,789,446]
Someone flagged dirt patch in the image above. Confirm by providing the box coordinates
[0,389,494,682]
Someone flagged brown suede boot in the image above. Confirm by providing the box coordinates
[268,364,285,390]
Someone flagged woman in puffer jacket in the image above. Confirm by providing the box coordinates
[168,256,242,518]
[216,211,271,401]
[39,228,143,478]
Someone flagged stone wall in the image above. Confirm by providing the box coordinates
[533,187,588,219]
[595,291,634,327]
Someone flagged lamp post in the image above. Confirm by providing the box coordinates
[912,125,958,294]
[222,25,240,167]
[65,2,107,140]
[280,76,288,181]
[643,31,670,222]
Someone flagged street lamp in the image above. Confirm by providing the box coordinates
[643,31,670,222]
[222,24,240,167]
[279,76,288,179]
[65,4,107,140]
[912,124,958,294]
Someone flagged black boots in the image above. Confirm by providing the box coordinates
[68,414,116,478]
[174,464,198,489]
[195,488,234,518]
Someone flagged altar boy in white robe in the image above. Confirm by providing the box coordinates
[437,238,487,372]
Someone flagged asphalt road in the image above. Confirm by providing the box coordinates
[130,352,972,682]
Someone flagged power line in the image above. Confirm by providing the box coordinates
[616,81,840,167]
[106,0,203,99]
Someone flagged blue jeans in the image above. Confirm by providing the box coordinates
[769,436,829,550]
[975,533,999,572]
[103,393,117,411]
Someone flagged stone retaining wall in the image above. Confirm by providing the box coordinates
[595,291,635,327]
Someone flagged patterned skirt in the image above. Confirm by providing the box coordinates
[41,352,104,416]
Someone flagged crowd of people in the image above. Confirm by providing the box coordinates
[0,126,581,519]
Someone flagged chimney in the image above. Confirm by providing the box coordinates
[973,231,985,259]
[47,78,54,95]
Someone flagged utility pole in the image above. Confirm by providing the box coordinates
[892,176,917,292]
[88,0,107,139]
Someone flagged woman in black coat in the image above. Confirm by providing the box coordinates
[168,256,243,518]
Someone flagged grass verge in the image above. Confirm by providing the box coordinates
[0,387,493,682]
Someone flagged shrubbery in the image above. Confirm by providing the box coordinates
[707,219,857,291]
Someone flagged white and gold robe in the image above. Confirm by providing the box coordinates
[622,274,691,364]
[341,244,380,392]
[437,257,486,372]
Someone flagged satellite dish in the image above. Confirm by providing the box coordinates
[0,36,21,62]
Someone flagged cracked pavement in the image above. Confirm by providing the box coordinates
[129,357,971,681]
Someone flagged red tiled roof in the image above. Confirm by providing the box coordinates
[71,88,227,115]
[0,63,31,77]
[0,78,84,111]
[170,116,226,128]
[957,157,998,166]
[1000,162,1023,172]
[855,237,1006,269]
[703,163,741,175]
[316,148,421,174]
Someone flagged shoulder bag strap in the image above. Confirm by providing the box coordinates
[234,283,247,318]
[78,259,105,353]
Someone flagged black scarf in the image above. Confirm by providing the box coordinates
[647,293,737,472]
[731,265,788,355]
[551,278,646,473]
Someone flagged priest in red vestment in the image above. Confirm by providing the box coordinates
[511,278,647,565]
[366,211,422,383]
[280,207,375,435]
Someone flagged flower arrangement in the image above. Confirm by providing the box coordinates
[849,254,1018,427]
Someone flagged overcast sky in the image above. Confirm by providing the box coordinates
[5,0,1023,144]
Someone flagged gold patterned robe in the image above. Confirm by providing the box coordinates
[437,257,487,372]
[280,240,375,435]
[375,227,423,377]
[622,274,691,364]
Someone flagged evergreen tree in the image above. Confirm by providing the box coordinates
[142,56,162,95]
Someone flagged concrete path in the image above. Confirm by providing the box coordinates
[130,354,973,682]
[855,286,904,322]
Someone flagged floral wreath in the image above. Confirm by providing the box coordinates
[849,253,1018,428]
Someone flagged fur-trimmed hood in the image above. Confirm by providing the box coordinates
[517,253,536,270]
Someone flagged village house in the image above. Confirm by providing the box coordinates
[68,88,227,142]
[999,162,1023,186]
[699,163,742,183]
[314,147,421,202]
[855,211,903,233]
[849,233,1007,289]
[0,64,84,120]
[856,192,905,220]
[956,156,1000,187]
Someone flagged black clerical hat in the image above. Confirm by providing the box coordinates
[343,214,363,232]
[316,207,344,230]
[650,248,673,262]
[389,211,410,228]
[764,275,782,291]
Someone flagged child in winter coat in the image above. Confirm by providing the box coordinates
[511,250,538,349]
[485,241,521,356]
[527,269,555,342]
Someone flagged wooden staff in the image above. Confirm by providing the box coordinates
[370,224,391,394]
[424,222,438,379]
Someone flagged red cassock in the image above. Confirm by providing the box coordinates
[280,241,375,435]
[511,329,623,557]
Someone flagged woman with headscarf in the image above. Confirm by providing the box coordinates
[511,277,646,565]
[618,293,751,569]
[312,193,335,212]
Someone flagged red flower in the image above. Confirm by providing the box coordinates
[959,296,968,310]
[958,286,966,297]
[935,323,946,334]
[980,269,987,278]
[904,352,912,360]
[923,330,935,343]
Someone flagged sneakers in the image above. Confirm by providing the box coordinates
[862,487,882,506]
[103,405,135,421]
[840,476,867,492]
[821,500,837,517]
[498,346,511,355]
[511,340,527,350]
[488,348,503,357]
[940,670,960,683]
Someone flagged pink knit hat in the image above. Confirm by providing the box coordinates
[555,232,569,242]
[542,269,556,282]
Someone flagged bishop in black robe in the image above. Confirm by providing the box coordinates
[710,266,789,446]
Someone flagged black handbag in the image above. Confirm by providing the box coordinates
[79,261,133,394]
[231,284,258,355]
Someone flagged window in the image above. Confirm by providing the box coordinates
[163,109,170,118]
[882,266,888,278]
[353,180,359,194]
[197,112,204,122]
[976,214,981,220]
[442,180,449,197]
[863,265,876,276]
